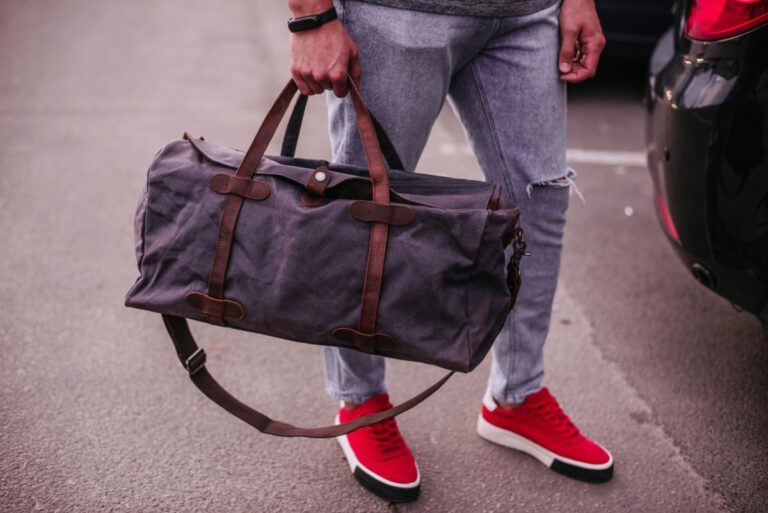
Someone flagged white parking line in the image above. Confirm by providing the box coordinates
[566,148,647,167]
[438,143,647,168]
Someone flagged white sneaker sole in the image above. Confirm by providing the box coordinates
[477,414,614,483]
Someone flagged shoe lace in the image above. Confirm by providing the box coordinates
[529,396,580,439]
[368,418,407,460]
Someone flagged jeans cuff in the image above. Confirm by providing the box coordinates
[491,385,542,406]
[325,385,387,405]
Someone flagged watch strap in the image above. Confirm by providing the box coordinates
[288,6,338,33]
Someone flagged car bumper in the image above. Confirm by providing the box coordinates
[645,23,768,315]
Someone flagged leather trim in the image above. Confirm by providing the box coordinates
[203,78,394,334]
[162,315,453,438]
[185,291,245,320]
[349,200,415,226]
[332,327,398,354]
[205,81,300,322]
[301,166,331,207]
[346,79,391,337]
[306,166,331,196]
[210,173,271,200]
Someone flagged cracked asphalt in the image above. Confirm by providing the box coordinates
[1,1,766,512]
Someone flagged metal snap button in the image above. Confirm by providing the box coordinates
[314,170,327,182]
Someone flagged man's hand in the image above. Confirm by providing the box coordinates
[558,0,606,83]
[289,0,360,97]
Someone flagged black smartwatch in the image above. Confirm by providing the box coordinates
[287,6,338,33]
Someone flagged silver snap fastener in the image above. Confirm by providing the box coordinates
[314,171,327,182]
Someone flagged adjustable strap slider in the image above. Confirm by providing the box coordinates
[185,348,207,375]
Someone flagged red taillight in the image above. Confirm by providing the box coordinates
[654,187,681,244]
[685,0,768,40]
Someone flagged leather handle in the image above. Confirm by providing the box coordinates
[236,78,391,206]
[162,315,453,438]
[281,93,406,172]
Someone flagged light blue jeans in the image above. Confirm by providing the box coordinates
[325,0,570,405]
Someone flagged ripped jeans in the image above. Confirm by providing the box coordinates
[324,0,571,404]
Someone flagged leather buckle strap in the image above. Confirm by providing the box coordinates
[185,348,207,375]
[162,315,453,438]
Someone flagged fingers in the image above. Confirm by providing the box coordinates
[305,71,326,95]
[560,35,606,83]
[291,62,353,97]
[558,25,578,74]
[291,69,313,96]
[330,67,349,97]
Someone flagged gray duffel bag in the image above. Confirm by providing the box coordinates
[125,80,526,438]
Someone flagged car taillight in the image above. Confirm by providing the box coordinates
[654,187,681,244]
[685,0,768,40]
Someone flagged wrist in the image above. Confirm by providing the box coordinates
[288,0,333,17]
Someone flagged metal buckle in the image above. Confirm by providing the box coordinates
[184,348,207,375]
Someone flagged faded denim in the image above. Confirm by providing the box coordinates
[325,0,570,404]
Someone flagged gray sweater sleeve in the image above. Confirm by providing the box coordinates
[350,0,561,18]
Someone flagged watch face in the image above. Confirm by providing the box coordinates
[289,15,321,32]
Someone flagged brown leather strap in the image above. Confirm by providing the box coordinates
[331,327,398,354]
[349,201,415,226]
[162,315,453,438]
[205,81,301,309]
[344,79,391,336]
[210,173,271,201]
[200,79,394,330]
[185,292,245,320]
[281,93,407,172]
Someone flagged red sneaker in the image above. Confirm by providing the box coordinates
[335,393,420,503]
[477,387,614,483]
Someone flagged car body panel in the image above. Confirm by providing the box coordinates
[645,5,768,316]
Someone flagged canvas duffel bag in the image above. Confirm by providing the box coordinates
[125,79,527,438]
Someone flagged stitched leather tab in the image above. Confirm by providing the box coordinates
[210,173,271,201]
[331,327,398,354]
[348,201,415,226]
[306,166,331,196]
[301,167,331,207]
[185,291,245,320]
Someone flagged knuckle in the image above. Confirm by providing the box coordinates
[593,36,606,48]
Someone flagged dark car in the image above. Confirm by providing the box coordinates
[645,0,768,336]
[596,0,675,56]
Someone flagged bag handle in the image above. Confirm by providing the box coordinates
[233,78,391,205]
[163,315,453,438]
[280,93,406,171]
[173,79,452,437]
[205,78,392,323]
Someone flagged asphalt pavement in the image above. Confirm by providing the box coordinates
[1,1,766,512]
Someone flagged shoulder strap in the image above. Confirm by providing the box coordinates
[162,315,453,438]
